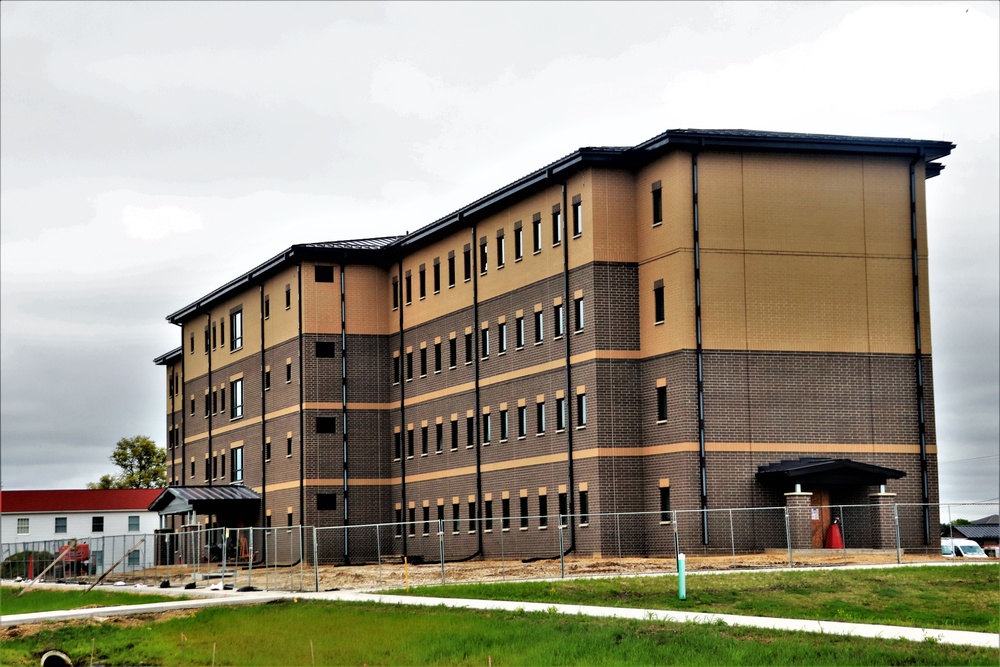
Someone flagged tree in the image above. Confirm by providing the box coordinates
[88,435,166,489]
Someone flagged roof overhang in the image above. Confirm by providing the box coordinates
[149,486,261,517]
[756,457,906,487]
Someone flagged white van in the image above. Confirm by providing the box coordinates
[941,537,988,558]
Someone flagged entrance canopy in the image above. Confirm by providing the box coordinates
[756,457,906,487]
[148,485,260,518]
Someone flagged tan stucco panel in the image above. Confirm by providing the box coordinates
[639,253,696,355]
[700,251,747,350]
[301,261,342,335]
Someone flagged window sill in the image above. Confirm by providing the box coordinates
[660,521,673,526]
[421,453,428,458]
[287,455,293,459]
[576,425,587,430]
[657,419,668,425]
[482,442,490,447]
[515,257,523,263]
[556,429,565,434]
[435,450,442,455]
[434,370,441,375]
[434,290,440,295]
[497,351,506,357]
[515,346,524,351]
[573,233,582,239]
[554,335,564,341]
[654,320,664,326]
[466,445,474,450]
[465,361,473,366]
[534,341,543,346]
[517,436,526,441]
[481,356,489,361]
[484,529,492,534]
[419,296,425,301]
[449,365,457,370]
[502,528,510,532]
[497,264,504,270]
[499,439,508,444]
[420,374,427,379]
[533,249,541,256]
[580,522,589,527]
[552,242,561,248]
[536,433,546,437]
[406,456,414,460]
[574,329,584,335]
[520,527,528,531]
[652,222,663,228]
[538,526,548,531]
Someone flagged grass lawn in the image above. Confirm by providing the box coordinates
[395,564,1000,633]
[1,586,185,616]
[2,599,998,666]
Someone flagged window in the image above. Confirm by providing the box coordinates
[539,495,548,528]
[230,379,243,419]
[660,487,671,523]
[204,394,209,418]
[481,328,489,358]
[479,238,488,274]
[315,265,334,282]
[433,260,441,293]
[286,361,292,383]
[231,448,243,483]
[393,355,401,384]
[559,492,568,527]
[212,389,218,415]
[451,418,459,451]
[579,490,589,525]
[212,323,217,350]
[499,409,509,441]
[230,310,243,351]
[465,332,473,364]
[652,182,663,225]
[466,416,474,448]
[55,517,67,533]
[463,245,471,281]
[514,222,523,260]
[520,496,530,529]
[316,417,337,433]
[204,326,209,353]
[534,311,544,343]
[552,206,562,245]
[419,265,426,299]
[485,499,493,531]
[316,341,336,358]
[437,504,444,531]
[92,516,104,532]
[448,252,456,287]
[517,405,527,438]
[287,435,293,457]
[577,393,587,427]
[408,507,416,535]
[482,413,491,444]
[496,232,505,267]
[572,196,583,236]
[434,342,442,372]
[452,502,460,533]
[468,501,476,533]
[264,296,270,319]
[17,517,29,534]
[436,422,443,454]
[285,285,292,309]
[190,460,195,477]
[532,214,542,253]
[421,425,428,455]
[407,428,414,458]
[190,333,195,354]
[406,351,413,381]
[264,369,271,391]
[554,304,564,338]
[502,498,511,530]
[574,297,584,332]
[128,515,140,532]
[394,431,402,460]
[392,277,399,309]
[405,273,412,305]
[516,316,524,348]
[556,397,566,431]
[449,337,457,368]
[220,386,226,412]
[317,494,337,511]
[498,322,507,354]
[213,454,218,479]
[265,439,272,461]
[654,280,665,324]
[420,347,427,376]
[127,551,141,567]
[657,385,668,421]
[288,511,294,527]
[395,508,403,537]
[536,401,546,434]
[423,506,430,535]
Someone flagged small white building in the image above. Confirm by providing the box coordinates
[1,489,163,571]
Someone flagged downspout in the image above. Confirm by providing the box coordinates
[259,286,267,527]
[179,324,186,498]
[471,219,484,557]
[340,265,350,563]
[559,183,576,554]
[909,152,931,544]
[397,258,408,558]
[206,313,213,489]
[691,151,709,544]
[297,265,305,528]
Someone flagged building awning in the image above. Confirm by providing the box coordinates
[756,458,906,487]
[148,486,260,517]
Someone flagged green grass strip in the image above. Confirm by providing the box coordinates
[1,587,186,616]
[394,564,1000,633]
[2,599,997,666]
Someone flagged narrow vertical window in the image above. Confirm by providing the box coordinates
[496,230,505,267]
[452,502,460,533]
[231,309,243,351]
[516,316,525,348]
[554,303,564,338]
[556,397,566,431]
[499,408,509,440]
[436,422,443,453]
[405,272,412,305]
[448,251,456,287]
[537,401,546,434]
[552,205,562,245]
[433,259,441,293]
[466,416,474,448]
[657,384,668,421]
[514,221,524,260]
[572,195,583,237]
[286,361,292,382]
[660,486,671,523]
[485,500,493,531]
[285,285,291,309]
[559,492,568,527]
[574,297,584,332]
[465,332,473,364]
[481,327,490,358]
[482,413,491,444]
[395,508,403,536]
[394,431,402,460]
[449,337,457,368]
[232,447,244,482]
[520,496,529,529]
[421,425,428,455]
[502,498,511,530]
[408,507,415,535]
[420,347,427,376]
[265,369,271,391]
[463,245,471,281]
[212,323,217,349]
[577,393,587,427]
[532,214,542,253]
[579,490,589,525]
[479,237,488,274]
[468,500,476,533]
[517,405,527,438]
[393,355,401,384]
[498,322,507,354]
[407,428,414,458]
[652,181,663,225]
[392,277,399,309]
[434,342,442,372]
[230,378,243,419]
[423,506,430,535]
[451,418,459,451]
[437,504,444,530]
[406,351,413,381]
[419,265,426,299]
[654,279,665,324]
[264,296,270,319]
[534,311,544,343]
[287,435,293,457]
[539,495,548,528]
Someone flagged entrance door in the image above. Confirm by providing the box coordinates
[810,490,830,548]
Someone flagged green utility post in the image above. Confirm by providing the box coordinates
[678,553,686,600]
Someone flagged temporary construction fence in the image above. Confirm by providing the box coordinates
[2,503,995,593]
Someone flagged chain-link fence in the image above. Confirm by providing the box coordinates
[4,503,995,593]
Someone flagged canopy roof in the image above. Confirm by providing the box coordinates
[756,457,906,487]
[148,485,260,517]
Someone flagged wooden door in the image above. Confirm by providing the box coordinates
[810,490,830,548]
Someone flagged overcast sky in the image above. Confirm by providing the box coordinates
[1,2,997,511]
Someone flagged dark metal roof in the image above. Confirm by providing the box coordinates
[756,457,906,487]
[157,128,955,332]
[148,485,260,514]
[951,525,1000,540]
[153,346,183,366]
[972,514,999,525]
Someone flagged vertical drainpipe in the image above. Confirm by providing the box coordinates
[691,151,709,544]
[909,153,931,544]
[340,264,350,562]
[397,258,408,558]
[559,182,576,554]
[180,325,187,497]
[471,220,484,557]
[206,313,213,489]
[259,286,267,527]
[297,265,305,529]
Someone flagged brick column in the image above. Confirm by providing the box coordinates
[784,491,813,550]
[869,492,897,549]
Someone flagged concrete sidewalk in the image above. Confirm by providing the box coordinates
[3,586,997,649]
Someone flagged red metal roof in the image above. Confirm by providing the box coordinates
[0,489,163,514]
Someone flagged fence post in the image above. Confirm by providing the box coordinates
[298,526,305,593]
[248,529,254,589]
[438,520,446,584]
[672,511,681,573]
[728,509,736,568]
[784,507,793,567]
[893,504,902,564]
[840,505,847,564]
[558,518,565,579]
[313,528,319,592]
